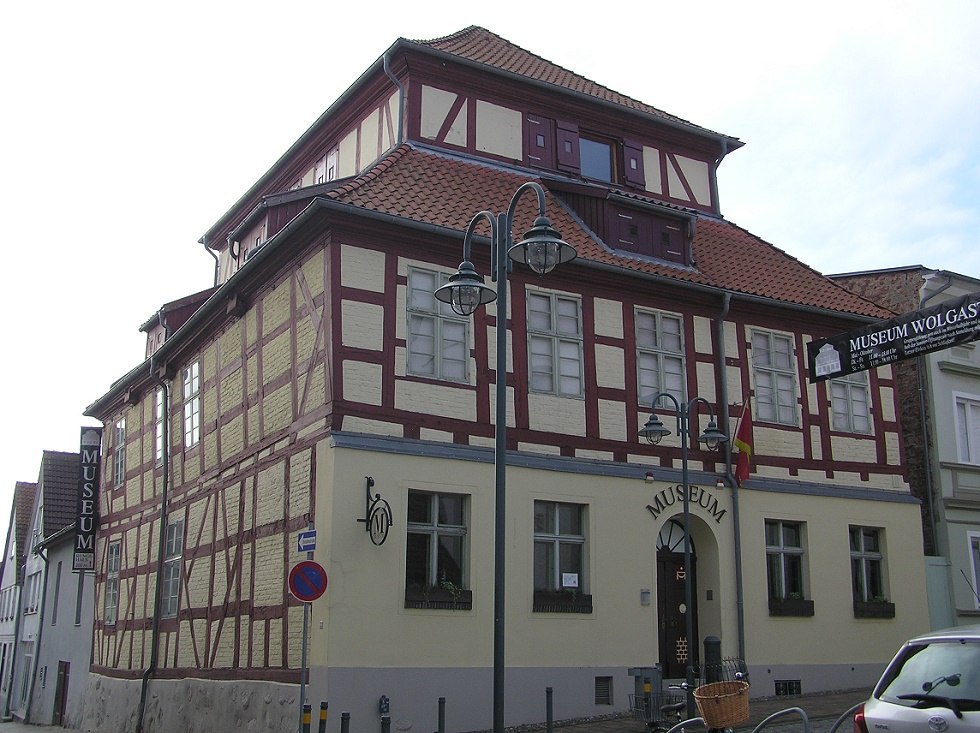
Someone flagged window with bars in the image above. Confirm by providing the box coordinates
[113,418,126,488]
[155,388,165,465]
[765,520,806,602]
[407,268,469,382]
[751,330,798,425]
[534,501,586,592]
[955,394,980,464]
[162,519,184,618]
[183,362,200,448]
[527,292,583,397]
[636,309,685,405]
[405,491,469,609]
[850,526,885,603]
[830,371,871,433]
[104,540,120,626]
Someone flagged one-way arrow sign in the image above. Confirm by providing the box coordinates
[297,529,317,553]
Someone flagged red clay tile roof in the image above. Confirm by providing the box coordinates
[326,144,888,319]
[412,27,737,145]
[13,481,37,584]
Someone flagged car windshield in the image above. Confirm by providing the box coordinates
[878,639,980,711]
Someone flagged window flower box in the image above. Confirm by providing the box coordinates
[854,600,895,619]
[769,597,815,617]
[532,591,593,614]
[404,586,472,610]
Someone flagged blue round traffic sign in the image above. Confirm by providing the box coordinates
[289,560,328,602]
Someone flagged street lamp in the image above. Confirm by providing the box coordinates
[434,182,575,733]
[638,393,727,718]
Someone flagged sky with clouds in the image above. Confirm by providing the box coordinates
[1,0,978,539]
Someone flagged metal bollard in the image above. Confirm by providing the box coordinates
[546,687,554,733]
[438,696,446,733]
[381,714,391,733]
[341,712,350,733]
[318,702,328,733]
[302,703,312,733]
[703,635,722,683]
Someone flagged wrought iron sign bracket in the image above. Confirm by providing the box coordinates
[357,476,392,546]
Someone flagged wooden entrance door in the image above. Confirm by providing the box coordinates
[52,661,69,725]
[656,524,699,679]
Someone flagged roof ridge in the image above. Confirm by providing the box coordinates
[411,26,731,140]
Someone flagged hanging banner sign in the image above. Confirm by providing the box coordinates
[73,426,103,571]
[807,291,980,382]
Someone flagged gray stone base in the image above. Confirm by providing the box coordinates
[79,674,299,733]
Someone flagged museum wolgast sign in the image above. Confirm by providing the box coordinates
[807,291,980,382]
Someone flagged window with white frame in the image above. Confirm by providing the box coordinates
[405,490,467,594]
[850,526,886,602]
[113,418,126,488]
[155,388,165,465]
[955,394,980,464]
[25,572,40,614]
[407,268,468,381]
[104,540,120,626]
[183,362,200,448]
[528,292,583,397]
[765,520,806,600]
[534,501,586,592]
[161,519,184,618]
[969,533,980,610]
[829,370,871,433]
[636,309,685,405]
[751,330,798,425]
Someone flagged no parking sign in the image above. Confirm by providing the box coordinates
[289,560,328,602]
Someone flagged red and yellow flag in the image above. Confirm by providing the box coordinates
[733,399,753,486]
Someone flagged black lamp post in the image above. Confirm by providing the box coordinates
[638,392,727,718]
[434,182,575,733]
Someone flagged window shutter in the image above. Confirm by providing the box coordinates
[556,121,580,173]
[526,114,555,169]
[623,139,645,187]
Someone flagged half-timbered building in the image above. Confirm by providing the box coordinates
[82,27,929,733]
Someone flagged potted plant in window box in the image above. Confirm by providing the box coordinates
[854,596,895,619]
[404,580,472,610]
[768,592,815,617]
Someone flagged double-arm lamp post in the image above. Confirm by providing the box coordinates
[434,182,576,733]
[638,393,727,719]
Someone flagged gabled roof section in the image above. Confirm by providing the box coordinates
[324,144,889,319]
[412,26,741,149]
[12,481,37,585]
[38,451,79,540]
[139,287,219,333]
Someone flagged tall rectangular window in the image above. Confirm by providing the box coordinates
[830,371,871,433]
[534,501,586,592]
[405,491,467,592]
[155,388,165,465]
[954,394,980,464]
[113,418,126,488]
[104,540,121,626]
[850,526,885,602]
[407,268,468,381]
[183,362,200,448]
[765,520,805,600]
[50,561,62,626]
[528,292,583,397]
[751,330,798,425]
[969,533,980,611]
[162,519,184,618]
[636,309,685,405]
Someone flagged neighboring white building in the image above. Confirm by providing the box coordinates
[0,481,37,719]
[8,450,93,726]
[832,267,980,627]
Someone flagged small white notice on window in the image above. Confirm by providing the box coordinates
[562,573,579,589]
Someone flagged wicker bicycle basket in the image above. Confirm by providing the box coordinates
[693,680,750,728]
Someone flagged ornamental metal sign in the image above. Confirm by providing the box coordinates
[807,291,980,382]
[73,426,103,571]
